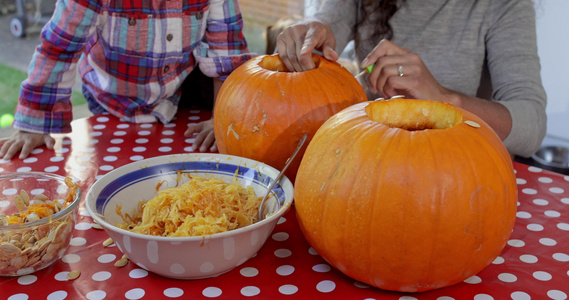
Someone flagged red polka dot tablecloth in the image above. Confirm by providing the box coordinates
[1,109,569,300]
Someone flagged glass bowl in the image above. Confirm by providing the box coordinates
[0,172,81,276]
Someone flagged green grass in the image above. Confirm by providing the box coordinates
[0,63,86,116]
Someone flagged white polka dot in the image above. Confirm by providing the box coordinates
[161,138,174,143]
[528,166,542,172]
[89,139,100,145]
[241,286,261,297]
[7,294,29,300]
[511,291,531,300]
[23,157,38,163]
[162,130,175,136]
[185,138,195,144]
[17,167,32,172]
[312,264,331,272]
[50,156,65,162]
[92,271,112,281]
[533,199,549,206]
[547,290,568,300]
[516,178,527,185]
[276,265,294,276]
[103,156,118,162]
[129,269,148,279]
[549,187,564,194]
[2,188,17,196]
[70,236,86,246]
[54,272,71,281]
[97,254,117,263]
[61,254,81,264]
[274,249,292,258]
[538,176,553,183]
[140,124,153,128]
[308,247,318,255]
[436,297,456,300]
[97,116,110,122]
[136,138,149,144]
[99,165,114,171]
[93,124,106,130]
[114,131,127,136]
[474,294,493,300]
[55,148,69,154]
[492,256,505,264]
[558,223,569,231]
[138,130,151,136]
[539,238,557,246]
[110,139,124,144]
[516,211,532,219]
[17,275,37,285]
[561,198,569,204]
[527,223,544,231]
[545,210,561,217]
[117,123,129,129]
[278,284,298,295]
[316,280,336,293]
[133,147,146,152]
[130,155,144,161]
[533,271,552,281]
[464,276,482,284]
[498,273,517,283]
[75,222,93,230]
[159,147,172,152]
[163,288,184,298]
[170,263,185,274]
[107,147,121,153]
[47,290,67,300]
[508,239,526,247]
[200,262,214,273]
[86,290,107,300]
[202,287,222,297]
[189,116,200,120]
[184,147,194,152]
[521,188,537,195]
[553,253,569,262]
[272,232,289,241]
[519,254,538,263]
[240,267,259,277]
[91,132,102,137]
[125,288,145,300]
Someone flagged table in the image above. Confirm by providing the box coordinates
[1,109,569,300]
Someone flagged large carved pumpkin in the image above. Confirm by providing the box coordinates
[213,54,367,182]
[294,99,518,292]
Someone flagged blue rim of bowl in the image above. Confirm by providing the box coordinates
[87,153,294,241]
[0,172,81,230]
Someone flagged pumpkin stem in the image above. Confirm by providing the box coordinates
[365,99,463,131]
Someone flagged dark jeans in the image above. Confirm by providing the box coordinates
[82,67,215,115]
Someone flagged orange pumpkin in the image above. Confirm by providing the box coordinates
[213,54,367,182]
[294,99,517,292]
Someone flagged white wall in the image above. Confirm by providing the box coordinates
[534,0,569,143]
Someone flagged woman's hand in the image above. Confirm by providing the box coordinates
[363,39,452,102]
[184,119,217,152]
[276,20,339,72]
[0,131,55,160]
[362,39,512,141]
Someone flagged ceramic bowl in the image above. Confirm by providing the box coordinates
[0,172,81,276]
[85,153,294,279]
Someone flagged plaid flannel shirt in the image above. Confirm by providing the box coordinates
[14,0,254,134]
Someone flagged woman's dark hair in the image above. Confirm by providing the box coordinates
[355,0,404,44]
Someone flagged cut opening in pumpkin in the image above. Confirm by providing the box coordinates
[258,54,322,72]
[365,99,463,131]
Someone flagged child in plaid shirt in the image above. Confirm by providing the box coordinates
[0,0,254,160]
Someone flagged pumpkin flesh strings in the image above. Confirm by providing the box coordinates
[116,176,261,237]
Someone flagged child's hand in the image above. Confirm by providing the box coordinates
[0,131,55,160]
[184,119,217,152]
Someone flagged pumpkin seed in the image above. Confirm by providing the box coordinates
[103,238,114,247]
[114,255,129,267]
[14,195,26,211]
[67,270,81,280]
[91,223,103,230]
[465,120,481,128]
[20,190,30,205]
[34,194,49,201]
